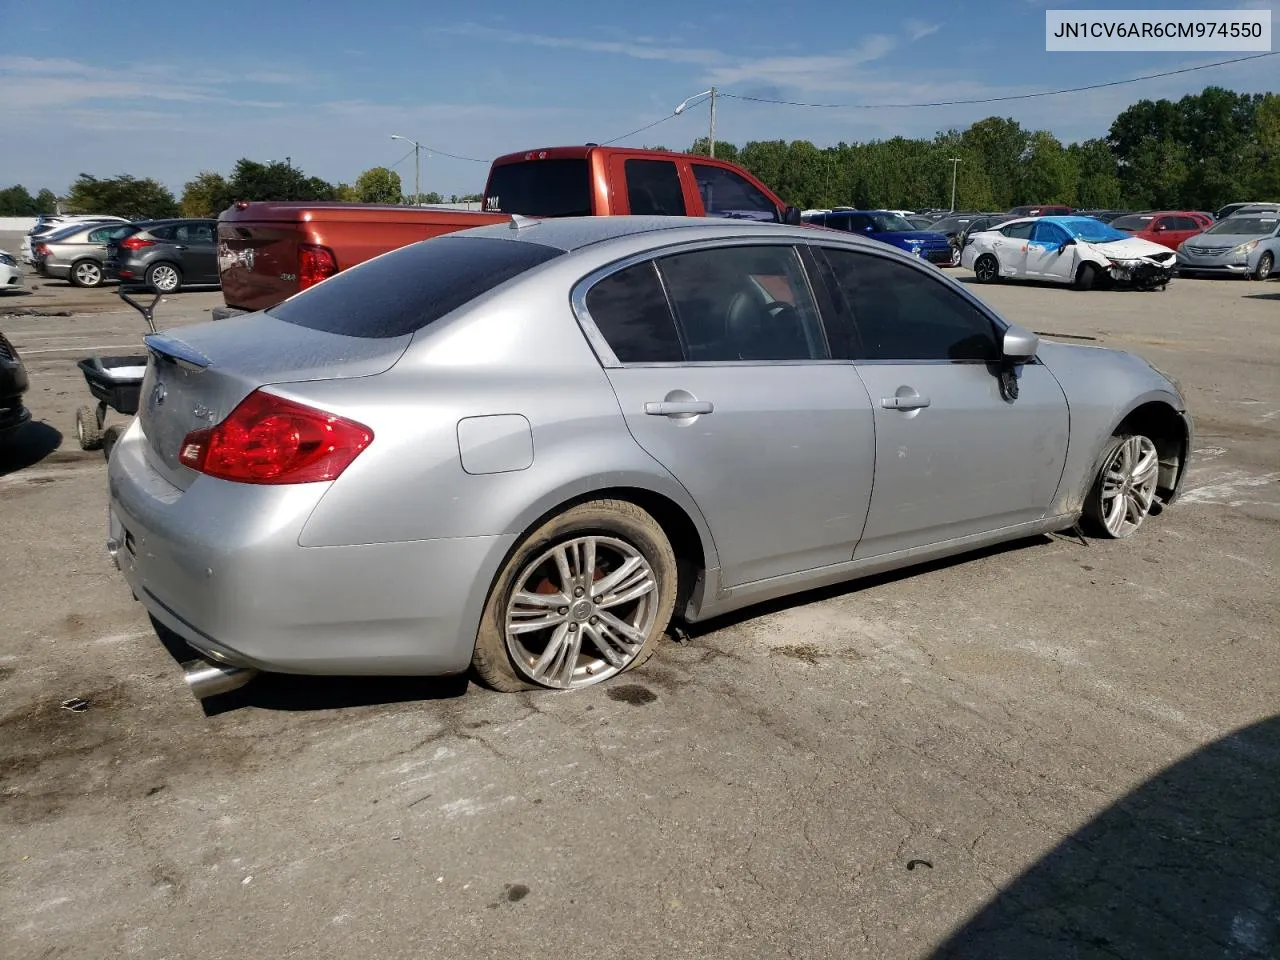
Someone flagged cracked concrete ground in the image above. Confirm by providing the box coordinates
[1,255,1277,959]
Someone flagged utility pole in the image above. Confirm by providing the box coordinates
[708,87,717,158]
[948,158,962,212]
[390,135,423,205]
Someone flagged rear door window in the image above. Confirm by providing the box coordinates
[690,164,779,222]
[655,245,828,362]
[267,236,565,338]
[583,261,684,363]
[484,159,591,217]
[1000,221,1035,240]
[624,159,686,216]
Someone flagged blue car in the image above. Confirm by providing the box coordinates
[803,209,954,265]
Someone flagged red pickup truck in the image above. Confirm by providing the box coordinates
[213,145,800,318]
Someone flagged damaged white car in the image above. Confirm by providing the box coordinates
[963,215,1176,290]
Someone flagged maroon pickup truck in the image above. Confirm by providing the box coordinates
[213,146,800,318]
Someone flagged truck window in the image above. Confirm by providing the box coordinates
[266,236,565,339]
[691,164,780,222]
[484,159,592,218]
[624,159,686,216]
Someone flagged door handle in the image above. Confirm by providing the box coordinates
[644,400,713,417]
[882,395,931,411]
[174,245,187,251]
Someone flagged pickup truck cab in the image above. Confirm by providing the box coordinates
[214,146,799,318]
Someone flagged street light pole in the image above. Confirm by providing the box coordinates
[948,157,962,212]
[390,134,422,205]
[674,88,717,157]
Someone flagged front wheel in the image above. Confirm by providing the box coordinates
[75,405,102,450]
[472,500,677,692]
[1254,251,1274,281]
[1083,434,1160,539]
[1073,263,1098,291]
[973,254,999,283]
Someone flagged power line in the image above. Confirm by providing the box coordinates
[719,52,1277,109]
[602,101,700,146]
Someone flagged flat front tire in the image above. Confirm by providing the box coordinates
[472,500,677,692]
[1083,433,1160,539]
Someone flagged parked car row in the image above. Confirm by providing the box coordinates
[26,217,221,291]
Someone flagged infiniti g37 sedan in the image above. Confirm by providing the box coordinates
[107,216,1192,698]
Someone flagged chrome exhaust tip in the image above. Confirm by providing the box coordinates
[182,658,258,699]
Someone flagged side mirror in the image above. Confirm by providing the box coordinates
[1154,223,1167,231]
[1002,323,1039,361]
[782,206,802,226]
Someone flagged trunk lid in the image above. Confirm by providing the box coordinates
[138,312,410,490]
[216,219,303,312]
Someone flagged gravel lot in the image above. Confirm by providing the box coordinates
[2,234,1277,960]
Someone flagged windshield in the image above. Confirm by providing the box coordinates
[1110,215,1155,231]
[1203,217,1278,236]
[1060,219,1129,243]
[483,159,591,217]
[929,217,971,232]
[871,213,916,232]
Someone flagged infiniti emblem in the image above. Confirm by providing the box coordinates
[151,382,167,406]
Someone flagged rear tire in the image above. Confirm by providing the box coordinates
[75,405,102,450]
[69,259,103,288]
[973,254,999,283]
[1073,263,1098,291]
[471,500,677,693]
[147,262,182,294]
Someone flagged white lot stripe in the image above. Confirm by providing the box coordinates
[20,343,144,355]
[1180,471,1280,506]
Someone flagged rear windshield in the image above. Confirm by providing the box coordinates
[266,236,566,338]
[484,159,592,217]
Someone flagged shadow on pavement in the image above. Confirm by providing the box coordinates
[0,420,63,476]
[1244,292,1280,301]
[933,715,1280,959]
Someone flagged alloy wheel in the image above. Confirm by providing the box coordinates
[1099,436,1159,537]
[150,264,179,292]
[74,261,101,286]
[504,535,659,690]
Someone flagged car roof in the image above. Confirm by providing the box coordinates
[453,214,908,259]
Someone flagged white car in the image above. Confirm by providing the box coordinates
[961,215,1177,290]
[0,249,23,292]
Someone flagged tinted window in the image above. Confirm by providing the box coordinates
[1000,221,1035,240]
[624,159,686,216]
[691,164,779,222]
[848,214,874,231]
[820,247,999,362]
[1165,216,1198,230]
[1111,215,1154,231]
[484,159,591,217]
[1030,221,1069,244]
[87,225,129,243]
[149,225,176,241]
[267,236,565,338]
[656,245,827,362]
[583,261,683,363]
[174,222,216,243]
[825,214,852,232]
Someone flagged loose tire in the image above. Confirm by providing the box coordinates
[1254,251,1274,281]
[472,500,677,692]
[75,404,102,450]
[70,259,103,288]
[147,262,182,294]
[1073,263,1098,291]
[1083,433,1160,539]
[973,254,999,283]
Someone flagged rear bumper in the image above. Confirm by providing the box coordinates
[107,421,513,676]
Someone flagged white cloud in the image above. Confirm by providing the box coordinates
[904,19,943,42]
[438,23,725,65]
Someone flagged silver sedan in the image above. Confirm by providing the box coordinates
[107,216,1192,699]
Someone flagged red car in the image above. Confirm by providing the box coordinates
[1109,211,1213,251]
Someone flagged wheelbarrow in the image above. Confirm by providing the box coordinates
[75,285,161,457]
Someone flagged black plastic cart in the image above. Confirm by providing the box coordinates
[75,286,161,456]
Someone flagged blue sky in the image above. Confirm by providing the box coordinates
[0,0,1275,199]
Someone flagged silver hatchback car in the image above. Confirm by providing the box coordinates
[107,217,1192,699]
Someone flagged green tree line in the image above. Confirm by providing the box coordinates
[671,86,1279,212]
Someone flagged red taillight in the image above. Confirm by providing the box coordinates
[298,244,338,290]
[121,236,155,251]
[35,243,48,255]
[178,390,372,484]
